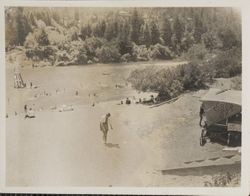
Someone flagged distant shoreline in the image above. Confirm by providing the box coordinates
[5,48,188,69]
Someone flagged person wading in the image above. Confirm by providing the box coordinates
[100,113,113,144]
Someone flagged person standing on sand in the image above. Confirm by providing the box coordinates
[100,113,113,144]
[24,104,27,114]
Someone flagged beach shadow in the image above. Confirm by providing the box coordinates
[105,143,120,148]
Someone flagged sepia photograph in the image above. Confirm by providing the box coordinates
[2,1,245,193]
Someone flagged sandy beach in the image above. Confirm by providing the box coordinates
[6,61,240,187]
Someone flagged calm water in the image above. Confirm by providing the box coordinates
[6,60,187,114]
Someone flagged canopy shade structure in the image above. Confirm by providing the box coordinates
[200,88,241,106]
[200,89,241,126]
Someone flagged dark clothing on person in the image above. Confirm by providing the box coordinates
[199,107,205,127]
[24,105,27,113]
[126,98,131,105]
[100,122,108,143]
[100,113,112,144]
[199,107,204,116]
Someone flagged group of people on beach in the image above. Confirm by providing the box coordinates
[24,104,35,119]
[119,95,156,105]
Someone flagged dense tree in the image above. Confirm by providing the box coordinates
[5,21,17,47]
[29,13,36,26]
[218,27,239,50]
[5,7,241,68]
[118,20,132,55]
[96,45,121,63]
[80,24,92,40]
[139,23,151,47]
[93,20,106,38]
[180,31,194,52]
[104,22,114,41]
[173,16,183,45]
[150,21,160,45]
[104,21,118,41]
[162,17,172,47]
[201,31,219,51]
[52,11,61,24]
[193,14,204,43]
[130,9,143,44]
[15,8,31,45]
[37,29,50,46]
[74,8,80,21]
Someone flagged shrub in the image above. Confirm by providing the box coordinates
[24,32,38,48]
[154,68,184,99]
[76,47,88,64]
[43,46,55,58]
[168,79,184,98]
[204,172,240,187]
[128,62,207,101]
[96,45,121,63]
[150,44,173,60]
[55,50,70,62]
[231,76,242,90]
[186,43,208,61]
[131,44,150,61]
[201,31,221,51]
[128,66,158,92]
[205,47,241,78]
[25,46,56,61]
[128,66,184,100]
[25,49,35,60]
[37,29,50,46]
[121,53,132,62]
[83,37,105,60]
[218,27,240,50]
[176,62,206,90]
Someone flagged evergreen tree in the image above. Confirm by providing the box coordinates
[80,24,92,40]
[118,20,132,55]
[5,9,18,47]
[130,8,143,44]
[74,8,80,21]
[16,8,31,45]
[139,23,151,47]
[5,21,18,47]
[113,20,119,37]
[52,11,61,24]
[193,14,204,43]
[162,17,172,47]
[93,20,106,38]
[173,16,183,45]
[180,31,194,52]
[100,20,106,37]
[150,21,160,45]
[218,27,239,50]
[29,13,36,26]
[202,31,218,51]
[104,22,114,41]
[44,12,52,26]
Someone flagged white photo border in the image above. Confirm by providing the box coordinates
[0,0,249,195]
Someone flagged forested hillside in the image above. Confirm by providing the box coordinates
[5,7,241,65]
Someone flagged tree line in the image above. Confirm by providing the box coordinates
[5,7,241,63]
